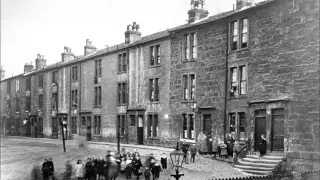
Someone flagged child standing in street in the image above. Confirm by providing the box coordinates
[144,167,151,180]
[160,153,167,172]
[220,141,228,161]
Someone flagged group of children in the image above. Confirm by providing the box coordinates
[73,150,168,180]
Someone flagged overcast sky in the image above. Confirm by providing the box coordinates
[1,0,263,77]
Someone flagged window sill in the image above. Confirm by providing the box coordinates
[93,106,102,108]
[147,137,160,140]
[117,71,127,75]
[230,47,249,53]
[116,104,127,106]
[228,95,248,100]
[149,65,161,68]
[182,59,197,63]
[149,101,160,104]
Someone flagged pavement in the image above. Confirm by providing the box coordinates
[0,136,248,180]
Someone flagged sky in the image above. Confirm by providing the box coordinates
[1,0,263,78]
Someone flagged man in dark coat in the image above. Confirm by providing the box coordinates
[260,134,267,157]
[42,159,50,180]
[133,156,142,179]
[151,164,161,180]
[181,141,190,163]
[47,158,55,180]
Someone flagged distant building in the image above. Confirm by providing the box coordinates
[0,0,319,174]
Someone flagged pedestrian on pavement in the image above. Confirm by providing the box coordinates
[181,141,190,163]
[225,134,235,158]
[97,157,105,180]
[144,167,151,180]
[219,141,228,161]
[41,159,50,180]
[160,153,167,172]
[63,160,72,180]
[260,134,267,157]
[151,163,161,180]
[125,158,133,179]
[85,158,94,180]
[190,143,197,163]
[75,160,85,180]
[133,156,142,179]
[93,157,99,180]
[47,158,55,180]
[212,137,219,159]
[233,140,242,165]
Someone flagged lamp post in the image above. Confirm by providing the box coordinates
[117,119,120,154]
[58,113,68,152]
[170,142,185,180]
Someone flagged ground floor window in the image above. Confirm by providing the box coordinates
[38,118,43,135]
[182,113,194,140]
[71,117,77,134]
[130,115,135,126]
[94,115,101,135]
[52,117,58,134]
[228,112,246,140]
[147,114,158,138]
[117,115,125,136]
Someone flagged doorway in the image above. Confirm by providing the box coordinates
[272,109,284,151]
[137,115,144,144]
[254,110,266,151]
[86,116,92,141]
[203,114,212,154]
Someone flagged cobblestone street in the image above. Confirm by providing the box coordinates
[0,137,246,180]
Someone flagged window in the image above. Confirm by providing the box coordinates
[7,81,11,93]
[117,115,126,136]
[149,78,159,102]
[71,117,77,134]
[230,65,247,97]
[52,71,58,84]
[230,18,248,51]
[94,115,101,135]
[38,74,43,88]
[182,114,195,140]
[52,117,58,133]
[94,86,101,107]
[150,45,161,66]
[38,95,43,110]
[130,115,135,126]
[184,33,197,60]
[26,96,31,111]
[15,79,19,91]
[118,53,127,73]
[16,98,20,112]
[117,82,127,105]
[183,74,195,100]
[147,114,158,138]
[228,112,246,140]
[81,116,86,126]
[71,90,78,108]
[52,93,58,110]
[71,66,78,82]
[95,59,102,77]
[26,78,31,91]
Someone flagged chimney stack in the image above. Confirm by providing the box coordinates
[236,0,253,10]
[188,0,209,23]
[125,22,142,44]
[61,46,75,62]
[24,62,34,74]
[35,54,47,70]
[84,39,97,56]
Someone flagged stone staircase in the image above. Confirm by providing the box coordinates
[234,154,285,176]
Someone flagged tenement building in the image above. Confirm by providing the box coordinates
[0,0,319,172]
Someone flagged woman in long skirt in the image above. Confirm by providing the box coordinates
[260,134,267,157]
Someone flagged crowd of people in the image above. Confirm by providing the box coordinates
[32,149,167,180]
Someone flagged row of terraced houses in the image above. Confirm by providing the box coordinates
[0,0,319,171]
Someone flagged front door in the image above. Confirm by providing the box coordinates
[272,109,284,151]
[203,114,212,153]
[137,115,144,144]
[254,110,267,151]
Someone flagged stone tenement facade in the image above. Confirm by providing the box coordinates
[0,0,319,172]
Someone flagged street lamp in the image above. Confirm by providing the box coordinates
[58,113,68,152]
[170,142,185,180]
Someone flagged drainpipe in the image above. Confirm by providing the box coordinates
[224,18,229,139]
[126,48,130,144]
[79,62,82,135]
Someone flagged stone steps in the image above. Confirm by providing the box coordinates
[235,155,284,176]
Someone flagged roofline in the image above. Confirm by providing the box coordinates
[1,73,24,82]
